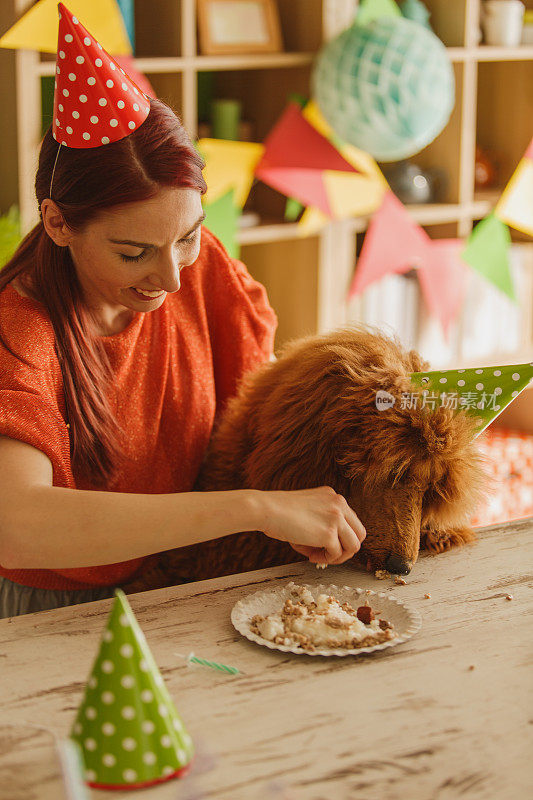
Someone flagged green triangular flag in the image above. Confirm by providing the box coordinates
[285,196,304,221]
[357,0,402,26]
[41,75,55,136]
[288,92,308,109]
[410,361,533,437]
[461,213,516,301]
[203,187,240,258]
[70,589,193,790]
[400,0,432,28]
[0,206,22,269]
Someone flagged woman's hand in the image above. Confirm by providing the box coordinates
[256,486,366,566]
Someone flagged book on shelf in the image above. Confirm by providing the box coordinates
[416,300,460,368]
[346,272,419,352]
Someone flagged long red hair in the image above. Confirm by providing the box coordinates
[0,98,207,486]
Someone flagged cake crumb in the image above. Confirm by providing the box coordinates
[394,576,407,585]
[375,569,391,580]
[424,593,431,599]
[468,665,475,671]
[505,594,513,601]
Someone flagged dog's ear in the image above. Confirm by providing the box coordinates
[421,443,493,530]
[406,349,431,374]
[396,404,494,531]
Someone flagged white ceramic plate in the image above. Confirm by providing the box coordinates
[231,582,422,657]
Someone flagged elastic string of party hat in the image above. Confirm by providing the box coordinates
[49,141,62,200]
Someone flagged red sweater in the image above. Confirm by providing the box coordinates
[0,228,277,590]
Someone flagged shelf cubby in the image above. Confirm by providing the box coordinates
[0,0,531,384]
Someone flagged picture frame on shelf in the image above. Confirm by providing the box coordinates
[197,0,283,55]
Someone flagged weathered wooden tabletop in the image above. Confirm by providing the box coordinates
[0,517,531,800]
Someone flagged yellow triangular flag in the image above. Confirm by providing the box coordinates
[297,205,329,236]
[198,139,264,209]
[0,0,132,55]
[302,99,335,140]
[323,170,387,218]
[495,158,533,237]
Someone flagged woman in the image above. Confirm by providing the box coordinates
[0,22,365,619]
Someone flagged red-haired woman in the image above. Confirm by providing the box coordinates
[0,99,365,617]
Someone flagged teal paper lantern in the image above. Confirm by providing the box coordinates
[312,17,455,162]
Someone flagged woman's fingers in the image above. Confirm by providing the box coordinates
[349,507,367,543]
[291,508,366,565]
[289,543,331,563]
[340,518,364,559]
[323,535,343,562]
[289,543,317,558]
[281,489,367,568]
[323,516,366,565]
[338,494,366,544]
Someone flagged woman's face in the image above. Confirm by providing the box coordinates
[47,186,205,332]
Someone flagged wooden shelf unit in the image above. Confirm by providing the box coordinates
[1,0,532,389]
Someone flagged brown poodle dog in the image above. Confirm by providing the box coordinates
[123,325,490,594]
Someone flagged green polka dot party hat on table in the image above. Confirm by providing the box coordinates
[409,362,533,437]
[70,589,193,790]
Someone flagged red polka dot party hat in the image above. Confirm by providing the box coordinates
[53,3,151,148]
[70,589,194,790]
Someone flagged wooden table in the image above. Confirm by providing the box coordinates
[1,517,532,800]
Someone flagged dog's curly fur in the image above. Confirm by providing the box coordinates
[123,325,492,594]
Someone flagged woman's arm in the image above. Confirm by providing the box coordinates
[0,437,365,570]
[0,436,259,569]
[6,486,261,570]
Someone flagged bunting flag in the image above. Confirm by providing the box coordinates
[302,100,388,190]
[0,206,21,269]
[297,205,331,237]
[348,191,469,336]
[203,188,240,258]
[323,170,387,220]
[494,137,533,237]
[416,239,469,338]
[461,213,515,301]
[356,0,402,25]
[348,190,429,295]
[294,99,388,231]
[197,139,264,209]
[255,101,387,222]
[409,362,533,437]
[0,0,132,55]
[284,197,304,221]
[255,102,360,216]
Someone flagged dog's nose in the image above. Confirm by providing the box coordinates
[385,555,412,575]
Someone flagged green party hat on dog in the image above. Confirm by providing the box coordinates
[409,361,533,437]
[70,589,193,790]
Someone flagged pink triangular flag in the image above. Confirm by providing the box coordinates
[348,191,430,297]
[254,166,333,215]
[417,239,469,338]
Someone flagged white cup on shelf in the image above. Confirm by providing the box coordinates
[481,0,525,46]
